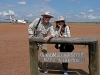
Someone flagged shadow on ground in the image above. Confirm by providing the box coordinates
[39,62,88,75]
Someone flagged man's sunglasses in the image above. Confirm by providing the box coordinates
[44,16,51,18]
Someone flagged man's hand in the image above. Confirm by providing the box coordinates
[44,36,52,42]
[28,34,34,39]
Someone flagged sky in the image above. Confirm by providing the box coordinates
[0,0,100,22]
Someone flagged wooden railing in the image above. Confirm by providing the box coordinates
[29,37,99,75]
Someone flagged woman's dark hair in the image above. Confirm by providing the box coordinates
[56,21,66,33]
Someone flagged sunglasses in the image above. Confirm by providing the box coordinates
[44,16,51,19]
[56,21,64,23]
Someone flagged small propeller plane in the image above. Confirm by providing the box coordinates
[5,14,26,24]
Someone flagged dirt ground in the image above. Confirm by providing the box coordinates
[0,23,100,75]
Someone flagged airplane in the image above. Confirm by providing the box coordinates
[5,14,26,24]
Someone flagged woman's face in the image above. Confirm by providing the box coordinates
[56,20,64,27]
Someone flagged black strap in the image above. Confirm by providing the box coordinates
[35,18,41,30]
[34,18,41,36]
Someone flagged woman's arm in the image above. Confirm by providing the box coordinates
[64,25,71,37]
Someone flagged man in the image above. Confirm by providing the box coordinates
[28,11,55,73]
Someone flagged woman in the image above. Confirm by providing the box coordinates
[54,16,72,75]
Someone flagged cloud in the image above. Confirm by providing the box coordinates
[7,5,15,7]
[87,14,97,19]
[80,12,86,15]
[17,1,26,5]
[82,15,87,18]
[8,10,14,15]
[0,12,2,15]
[88,9,94,12]
[42,0,50,5]
[35,9,44,13]
[0,10,15,16]
[0,11,9,16]
[27,14,33,17]
[2,11,9,16]
[74,15,80,17]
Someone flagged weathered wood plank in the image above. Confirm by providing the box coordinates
[31,37,97,45]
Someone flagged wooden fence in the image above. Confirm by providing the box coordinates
[29,37,99,75]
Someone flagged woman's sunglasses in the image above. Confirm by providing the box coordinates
[56,21,64,23]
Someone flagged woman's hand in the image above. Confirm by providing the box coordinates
[58,24,63,28]
[57,24,62,34]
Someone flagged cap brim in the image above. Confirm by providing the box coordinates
[55,20,65,22]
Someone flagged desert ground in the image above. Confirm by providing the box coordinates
[0,23,100,75]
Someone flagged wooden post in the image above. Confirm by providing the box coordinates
[29,41,39,75]
[88,41,99,75]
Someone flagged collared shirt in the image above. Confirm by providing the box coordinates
[28,18,55,37]
[55,25,71,38]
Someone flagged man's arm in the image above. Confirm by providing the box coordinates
[28,18,40,39]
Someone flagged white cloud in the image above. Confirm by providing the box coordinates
[0,12,2,15]
[2,11,9,16]
[87,14,97,19]
[88,9,94,12]
[17,1,26,5]
[3,11,8,16]
[75,15,80,17]
[7,5,15,7]
[27,14,33,17]
[80,12,86,15]
[0,10,15,16]
[9,10,14,15]
[42,0,50,5]
[36,9,44,13]
[82,15,87,18]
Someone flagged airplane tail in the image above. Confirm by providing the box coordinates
[5,15,14,22]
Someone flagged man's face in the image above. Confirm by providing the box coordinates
[43,16,51,24]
